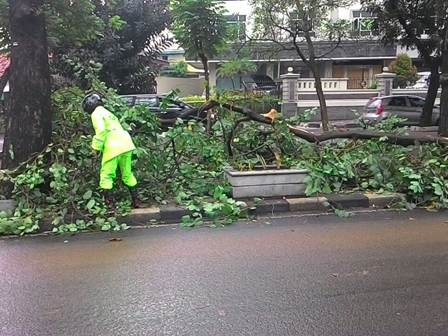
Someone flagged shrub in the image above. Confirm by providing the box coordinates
[390,53,418,88]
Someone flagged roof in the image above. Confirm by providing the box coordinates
[162,49,186,56]
[186,40,397,62]
[186,64,204,73]
[0,55,10,78]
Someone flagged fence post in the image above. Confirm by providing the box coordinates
[280,67,301,116]
[375,67,396,97]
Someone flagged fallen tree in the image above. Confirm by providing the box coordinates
[2,87,448,236]
[159,100,448,147]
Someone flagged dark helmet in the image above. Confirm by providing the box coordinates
[82,93,103,114]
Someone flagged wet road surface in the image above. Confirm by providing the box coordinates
[1,210,448,335]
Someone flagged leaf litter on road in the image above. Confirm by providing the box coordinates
[109,237,123,242]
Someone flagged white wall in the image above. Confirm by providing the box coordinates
[396,45,420,59]
[223,0,254,34]
[223,0,252,16]
[209,63,218,89]
[330,1,362,20]
[156,77,205,97]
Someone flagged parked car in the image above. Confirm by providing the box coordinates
[410,72,431,90]
[362,95,440,126]
[119,94,206,122]
[242,74,282,95]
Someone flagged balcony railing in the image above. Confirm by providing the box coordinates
[297,78,349,91]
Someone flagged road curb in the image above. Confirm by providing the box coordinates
[1,193,404,233]
[117,192,403,226]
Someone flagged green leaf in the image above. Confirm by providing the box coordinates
[101,224,111,231]
[213,186,224,199]
[187,204,199,211]
[322,183,332,194]
[193,218,203,226]
[87,199,96,210]
[181,215,192,223]
[83,190,93,200]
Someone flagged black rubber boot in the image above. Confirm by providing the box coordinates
[103,190,115,213]
[128,186,140,209]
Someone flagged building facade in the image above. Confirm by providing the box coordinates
[166,0,421,92]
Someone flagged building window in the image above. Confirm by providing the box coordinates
[288,12,315,37]
[351,11,376,37]
[225,15,246,41]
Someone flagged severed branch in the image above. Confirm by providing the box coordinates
[287,127,448,146]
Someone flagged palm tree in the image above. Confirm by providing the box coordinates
[217,59,257,90]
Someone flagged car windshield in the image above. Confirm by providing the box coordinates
[252,75,276,87]
[415,75,429,83]
[136,97,158,107]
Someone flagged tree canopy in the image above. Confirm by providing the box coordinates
[0,0,103,51]
[170,0,228,64]
[51,0,172,94]
[170,0,229,132]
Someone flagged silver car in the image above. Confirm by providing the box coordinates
[362,95,440,126]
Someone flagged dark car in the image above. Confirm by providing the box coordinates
[362,95,440,126]
[242,75,282,95]
[119,94,206,122]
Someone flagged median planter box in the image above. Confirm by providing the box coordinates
[224,166,308,198]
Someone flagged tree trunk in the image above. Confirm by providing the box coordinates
[438,52,448,136]
[312,67,330,132]
[420,64,440,127]
[199,53,212,133]
[2,0,52,169]
[202,59,210,100]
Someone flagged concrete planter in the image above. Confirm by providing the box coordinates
[224,166,308,198]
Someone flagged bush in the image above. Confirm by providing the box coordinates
[390,53,418,88]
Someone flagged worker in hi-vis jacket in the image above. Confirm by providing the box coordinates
[82,93,140,211]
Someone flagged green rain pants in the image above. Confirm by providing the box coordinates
[100,151,137,190]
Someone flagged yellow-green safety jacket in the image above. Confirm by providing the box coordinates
[91,106,136,164]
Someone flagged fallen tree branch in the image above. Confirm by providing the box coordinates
[287,127,448,146]
[159,100,448,147]
[227,117,250,157]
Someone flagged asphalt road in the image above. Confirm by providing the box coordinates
[1,210,448,336]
